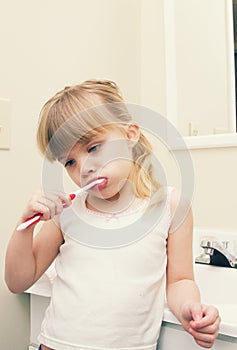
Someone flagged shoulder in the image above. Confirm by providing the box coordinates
[168,187,193,234]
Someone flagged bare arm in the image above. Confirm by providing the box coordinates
[5,189,71,293]
[166,190,200,321]
[5,220,63,293]
[166,189,220,348]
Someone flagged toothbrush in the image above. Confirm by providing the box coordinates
[16,178,105,231]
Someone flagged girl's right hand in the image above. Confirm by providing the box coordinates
[21,190,73,222]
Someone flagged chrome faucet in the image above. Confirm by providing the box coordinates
[195,238,237,268]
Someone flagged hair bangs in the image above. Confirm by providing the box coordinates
[45,104,127,161]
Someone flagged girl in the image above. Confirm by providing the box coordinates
[5,80,220,350]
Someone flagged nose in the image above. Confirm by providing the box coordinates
[79,155,96,178]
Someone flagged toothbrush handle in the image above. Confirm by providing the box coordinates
[16,193,76,232]
[16,214,42,231]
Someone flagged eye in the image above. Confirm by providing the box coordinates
[64,159,75,168]
[88,144,101,153]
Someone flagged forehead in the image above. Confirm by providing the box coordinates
[58,125,127,162]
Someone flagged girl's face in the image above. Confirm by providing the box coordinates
[61,125,140,203]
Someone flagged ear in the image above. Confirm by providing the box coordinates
[126,124,140,146]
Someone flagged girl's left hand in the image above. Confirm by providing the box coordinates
[181,302,221,348]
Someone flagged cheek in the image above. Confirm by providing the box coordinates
[100,140,132,164]
[110,159,133,178]
[65,169,81,186]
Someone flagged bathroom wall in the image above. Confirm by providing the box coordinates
[0,1,141,348]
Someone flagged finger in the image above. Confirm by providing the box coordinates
[22,198,51,221]
[190,303,203,322]
[40,192,67,217]
[190,315,221,335]
[182,302,203,324]
[38,195,64,219]
[45,195,73,217]
[43,191,72,209]
[53,193,73,213]
[40,208,51,221]
[39,197,57,218]
[59,194,73,208]
[190,306,220,329]
[189,327,217,347]
[25,203,51,221]
[194,338,215,349]
[54,200,64,216]
[23,191,72,221]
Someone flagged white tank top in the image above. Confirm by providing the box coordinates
[38,188,172,350]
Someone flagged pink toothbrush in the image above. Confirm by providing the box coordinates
[16,178,106,231]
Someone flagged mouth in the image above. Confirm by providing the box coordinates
[87,177,108,191]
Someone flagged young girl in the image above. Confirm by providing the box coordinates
[5,80,220,350]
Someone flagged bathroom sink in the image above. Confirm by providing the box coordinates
[193,263,237,337]
[194,263,237,305]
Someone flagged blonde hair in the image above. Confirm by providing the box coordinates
[37,79,162,199]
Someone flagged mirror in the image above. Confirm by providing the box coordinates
[164,0,237,149]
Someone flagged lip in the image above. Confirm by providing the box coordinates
[87,177,108,190]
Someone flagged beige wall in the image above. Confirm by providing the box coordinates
[0,1,141,348]
[190,147,237,231]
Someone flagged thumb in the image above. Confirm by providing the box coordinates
[190,303,203,322]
